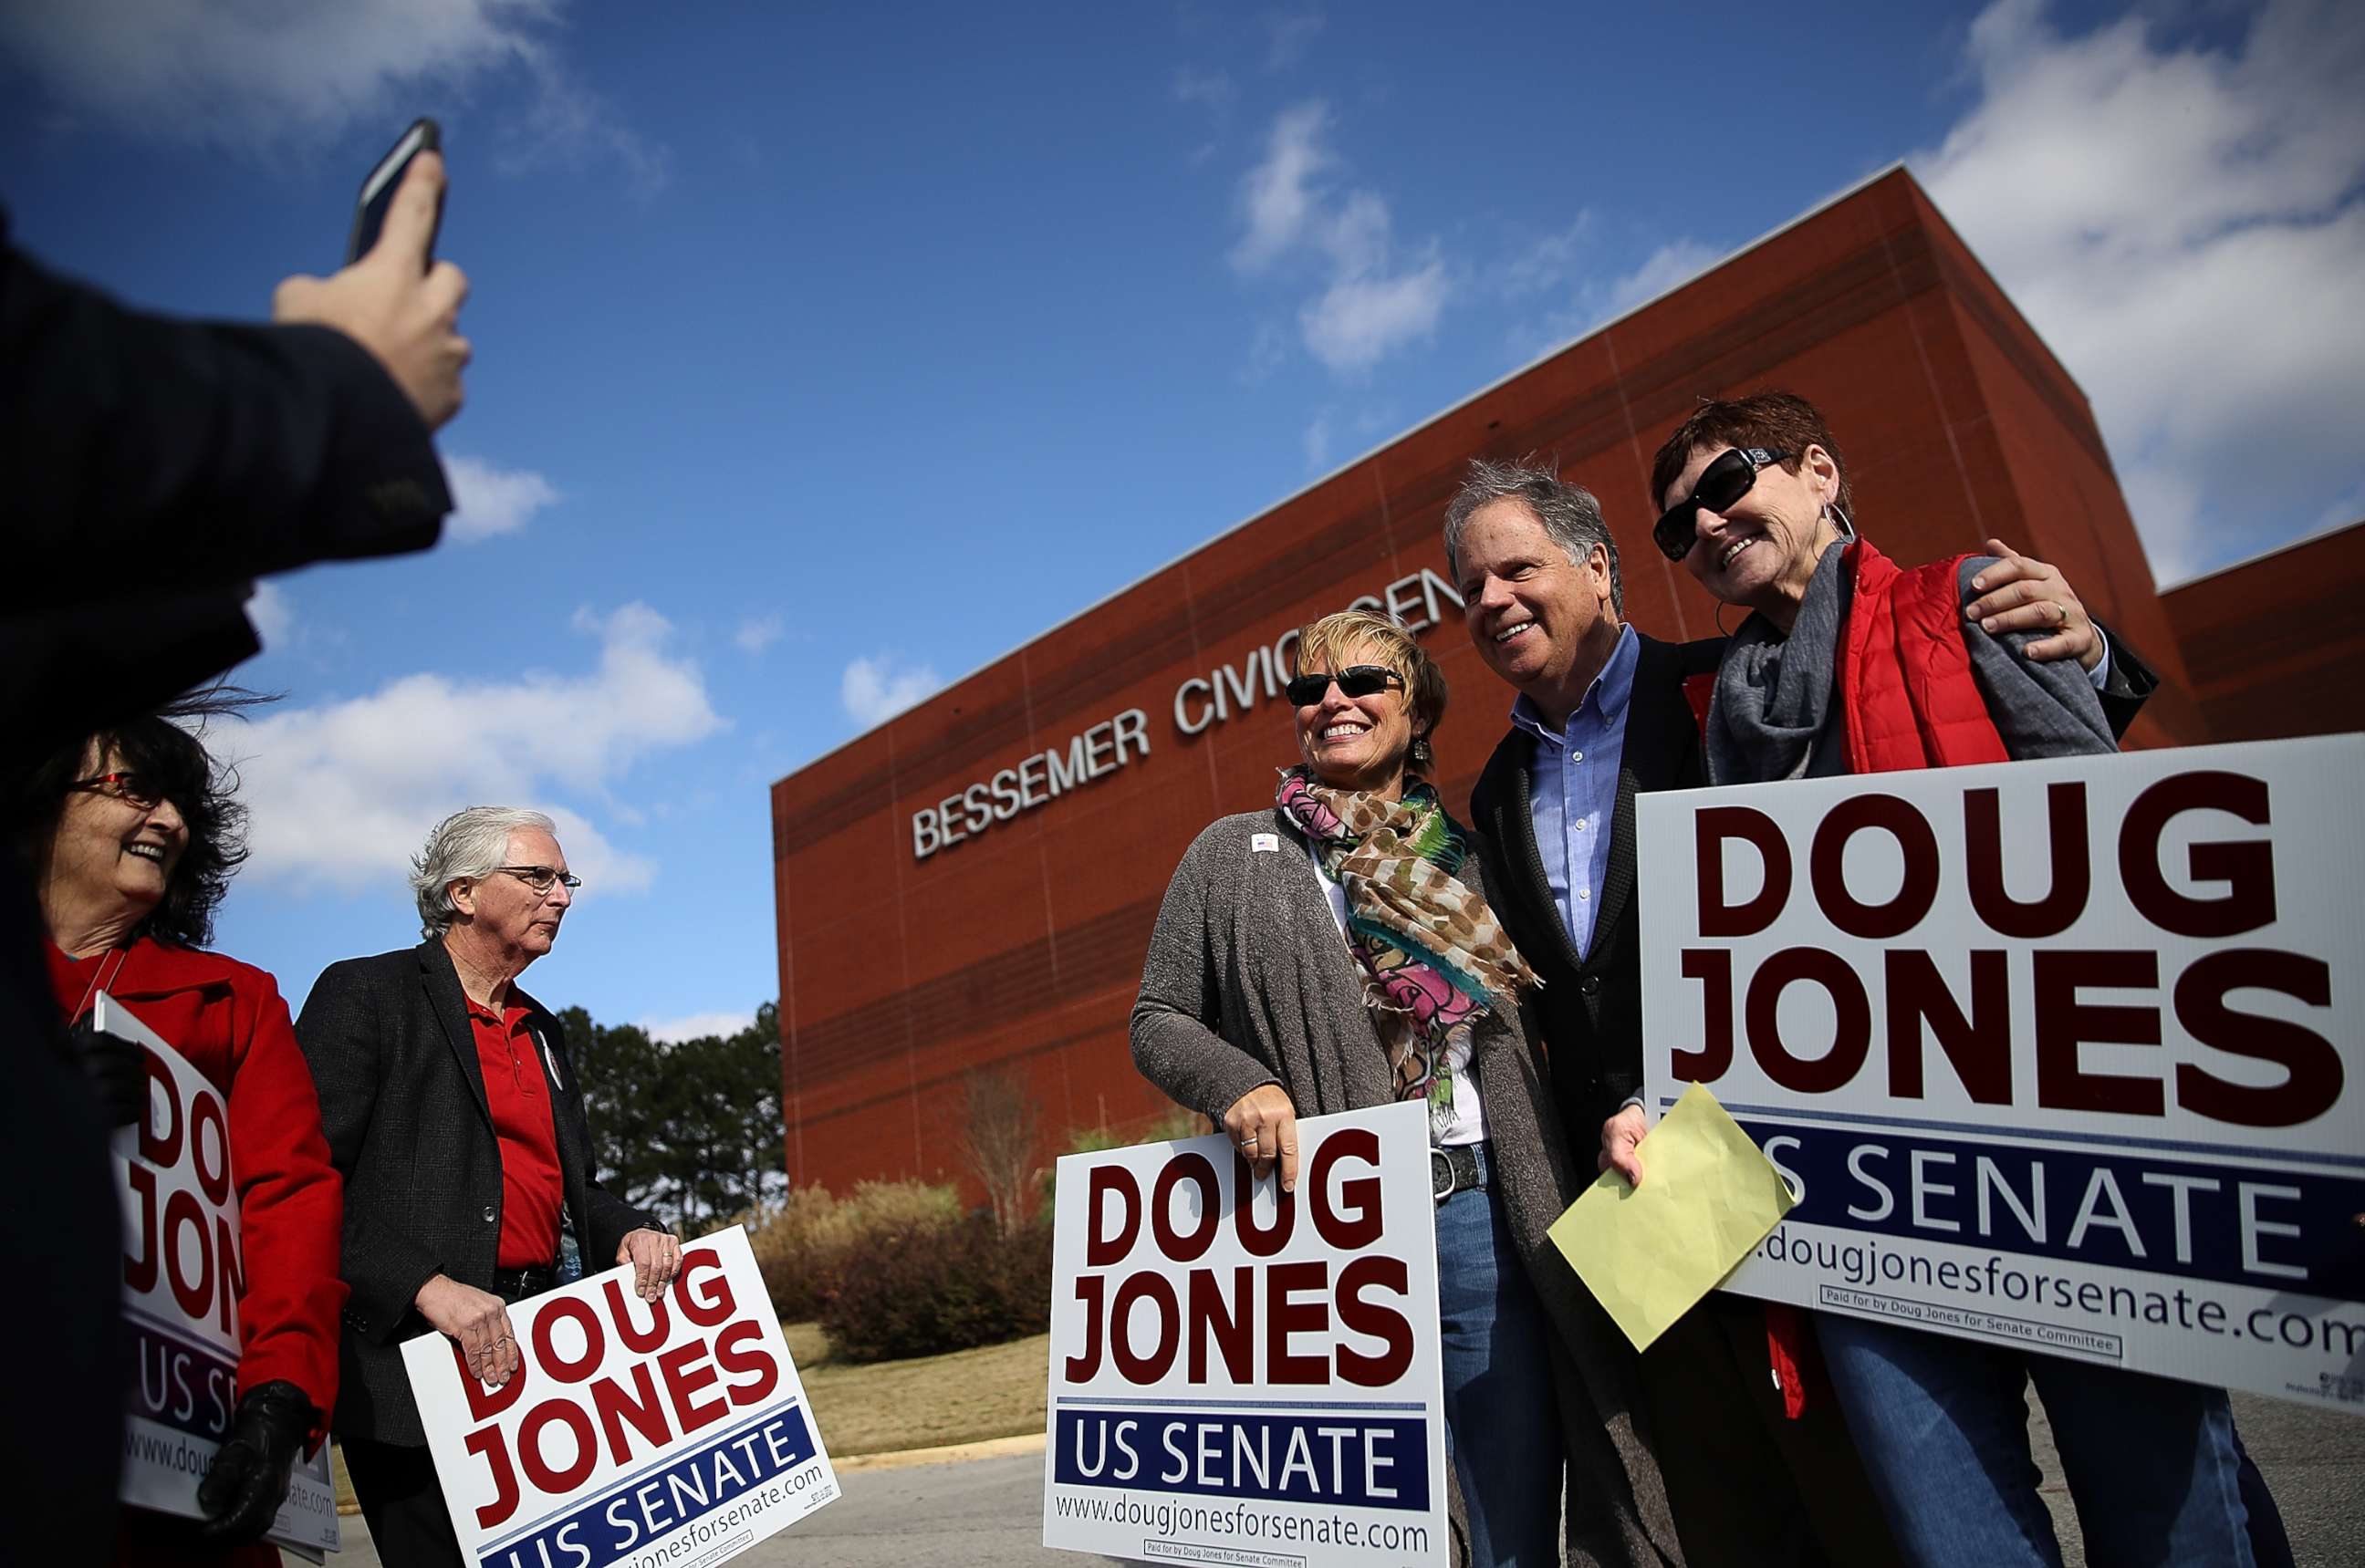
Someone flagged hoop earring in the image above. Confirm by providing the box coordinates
[1826,502,1857,540]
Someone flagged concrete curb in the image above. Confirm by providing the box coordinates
[833,1431,1047,1473]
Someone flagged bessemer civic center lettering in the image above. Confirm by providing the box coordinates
[912,568,1463,860]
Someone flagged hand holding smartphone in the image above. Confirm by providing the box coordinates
[271,116,470,430]
[345,117,443,269]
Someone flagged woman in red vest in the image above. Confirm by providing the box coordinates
[1641,391,2286,1567]
[16,694,343,1566]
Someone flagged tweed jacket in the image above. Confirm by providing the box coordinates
[1133,808,1684,1568]
[295,939,657,1445]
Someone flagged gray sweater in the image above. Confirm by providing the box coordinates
[1133,809,1684,1568]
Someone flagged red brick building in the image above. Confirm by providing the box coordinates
[767,167,2224,1194]
[2159,521,2365,744]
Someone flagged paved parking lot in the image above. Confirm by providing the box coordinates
[326,1390,2359,1566]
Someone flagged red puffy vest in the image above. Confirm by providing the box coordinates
[1838,537,2009,772]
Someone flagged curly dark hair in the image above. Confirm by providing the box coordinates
[10,689,272,950]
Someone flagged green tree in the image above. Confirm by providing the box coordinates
[561,1002,787,1235]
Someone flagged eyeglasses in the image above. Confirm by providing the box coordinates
[69,771,165,811]
[491,865,581,895]
[1652,446,1792,561]
[1285,664,1405,707]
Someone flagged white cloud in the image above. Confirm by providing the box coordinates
[1172,66,1236,116]
[1229,103,1451,374]
[1299,259,1447,372]
[444,455,561,544]
[1494,214,1596,300]
[246,581,296,646]
[1231,103,1335,274]
[640,1010,756,1045]
[1498,228,1721,359]
[840,654,941,729]
[1912,0,2365,584]
[492,42,673,197]
[1263,7,1326,71]
[1595,240,1718,321]
[224,602,723,893]
[733,615,786,656]
[0,0,665,189]
[1303,411,1332,472]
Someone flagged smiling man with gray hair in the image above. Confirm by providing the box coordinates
[296,805,678,1566]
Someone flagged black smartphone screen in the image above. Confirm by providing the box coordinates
[344,118,443,268]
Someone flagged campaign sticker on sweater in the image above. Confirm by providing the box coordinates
[1042,1100,1447,1567]
[401,1224,839,1567]
[101,993,340,1559]
[1636,735,2365,1413]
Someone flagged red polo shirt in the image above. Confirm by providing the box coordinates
[466,999,565,1270]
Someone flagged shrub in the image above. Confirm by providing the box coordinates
[1042,1105,1215,1210]
[816,1210,1054,1364]
[751,1179,960,1323]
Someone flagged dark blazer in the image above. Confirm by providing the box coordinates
[1472,632,1724,1145]
[1472,626,2157,1145]
[296,940,656,1445]
[2,213,450,761]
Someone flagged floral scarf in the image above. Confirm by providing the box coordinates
[1276,767,1538,1137]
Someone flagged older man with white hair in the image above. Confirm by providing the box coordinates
[297,805,679,1566]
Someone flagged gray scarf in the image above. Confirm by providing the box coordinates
[1705,539,1852,785]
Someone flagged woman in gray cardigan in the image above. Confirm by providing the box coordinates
[1132,608,1683,1568]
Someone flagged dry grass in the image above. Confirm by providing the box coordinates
[790,1321,1049,1456]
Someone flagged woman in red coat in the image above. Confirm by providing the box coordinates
[18,694,345,1565]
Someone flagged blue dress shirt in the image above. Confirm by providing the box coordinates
[1509,623,1639,962]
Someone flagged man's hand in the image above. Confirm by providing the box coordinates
[273,151,471,431]
[617,1228,683,1302]
[194,1380,317,1545]
[416,1273,518,1386]
[1224,1084,1300,1192]
[1964,538,2101,670]
[1599,1105,1650,1189]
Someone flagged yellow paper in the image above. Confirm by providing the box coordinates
[1546,1083,1797,1352]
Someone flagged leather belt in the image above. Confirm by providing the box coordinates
[1431,1142,1488,1204]
[491,1263,556,1303]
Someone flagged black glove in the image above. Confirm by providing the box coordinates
[193,1380,318,1545]
[66,1017,147,1127]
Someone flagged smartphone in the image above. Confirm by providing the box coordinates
[343,117,443,268]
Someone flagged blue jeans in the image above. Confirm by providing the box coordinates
[1434,1147,1561,1567]
[1818,1314,2256,1567]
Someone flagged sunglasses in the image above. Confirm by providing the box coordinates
[69,771,166,811]
[1651,446,1792,561]
[1285,664,1405,707]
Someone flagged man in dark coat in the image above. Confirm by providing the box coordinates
[297,805,678,1567]
[0,153,465,1559]
[1440,458,2149,1568]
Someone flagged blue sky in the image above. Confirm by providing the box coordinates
[5,1,2358,1038]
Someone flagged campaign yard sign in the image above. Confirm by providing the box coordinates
[102,993,340,1560]
[1638,735,2365,1413]
[1043,1100,1447,1568]
[401,1225,839,1568]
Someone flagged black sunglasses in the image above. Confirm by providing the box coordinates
[1651,446,1792,561]
[1285,664,1404,707]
